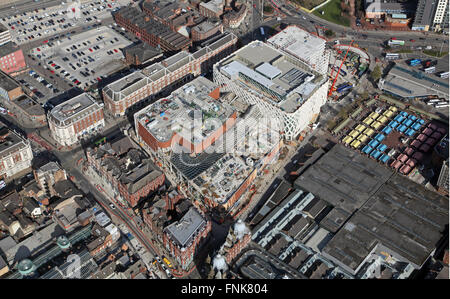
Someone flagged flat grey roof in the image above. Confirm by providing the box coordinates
[49,93,101,127]
[0,71,20,92]
[294,144,393,214]
[164,207,206,248]
[381,64,449,99]
[294,144,448,274]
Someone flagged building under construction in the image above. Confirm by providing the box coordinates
[213,39,329,140]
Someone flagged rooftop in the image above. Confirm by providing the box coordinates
[294,144,448,274]
[0,41,20,57]
[381,63,449,99]
[294,144,393,214]
[164,206,207,248]
[0,124,29,162]
[114,6,191,50]
[49,93,102,127]
[136,76,234,144]
[267,26,326,64]
[104,32,236,102]
[125,42,163,64]
[0,70,21,93]
[217,41,323,113]
[200,0,224,14]
[89,136,163,195]
[15,95,45,117]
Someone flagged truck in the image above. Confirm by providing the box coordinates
[337,83,353,93]
[409,59,421,66]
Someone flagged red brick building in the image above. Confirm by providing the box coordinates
[102,32,237,117]
[113,6,192,53]
[163,206,211,270]
[0,42,26,75]
[86,136,165,207]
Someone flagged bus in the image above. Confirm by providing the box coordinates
[439,71,449,79]
[388,39,405,46]
[424,66,436,74]
[385,53,400,60]
[435,103,449,108]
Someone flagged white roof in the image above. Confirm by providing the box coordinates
[255,62,282,80]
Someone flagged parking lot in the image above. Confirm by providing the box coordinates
[15,69,60,104]
[30,26,133,89]
[0,0,131,45]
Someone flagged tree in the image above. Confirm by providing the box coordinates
[370,65,382,82]
[324,29,335,38]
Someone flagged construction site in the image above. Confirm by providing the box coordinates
[327,43,370,101]
[213,30,329,141]
[134,76,283,215]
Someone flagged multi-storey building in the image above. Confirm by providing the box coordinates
[267,26,330,75]
[135,78,282,212]
[412,0,449,32]
[191,20,223,42]
[364,0,416,19]
[142,0,205,34]
[163,206,211,270]
[134,76,237,154]
[0,124,33,180]
[199,0,224,18]
[102,32,237,117]
[0,42,26,75]
[113,6,192,53]
[223,3,247,29]
[0,70,24,101]
[0,24,11,46]
[48,93,105,146]
[213,39,329,140]
[86,136,165,207]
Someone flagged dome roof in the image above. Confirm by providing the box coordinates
[233,219,250,240]
[57,235,71,249]
[18,259,35,275]
[212,254,227,272]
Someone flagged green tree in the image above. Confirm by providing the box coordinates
[370,65,382,82]
[324,29,335,37]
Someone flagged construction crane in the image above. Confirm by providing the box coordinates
[328,40,354,97]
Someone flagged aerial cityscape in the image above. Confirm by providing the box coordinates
[0,0,448,283]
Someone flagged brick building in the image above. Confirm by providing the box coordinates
[113,6,192,53]
[0,42,26,75]
[222,3,247,28]
[163,205,211,270]
[102,32,237,117]
[142,191,211,270]
[86,136,165,207]
[0,124,33,181]
[191,20,223,42]
[134,76,237,154]
[199,0,224,18]
[142,0,205,34]
[48,93,105,146]
[124,43,163,67]
[0,70,24,101]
